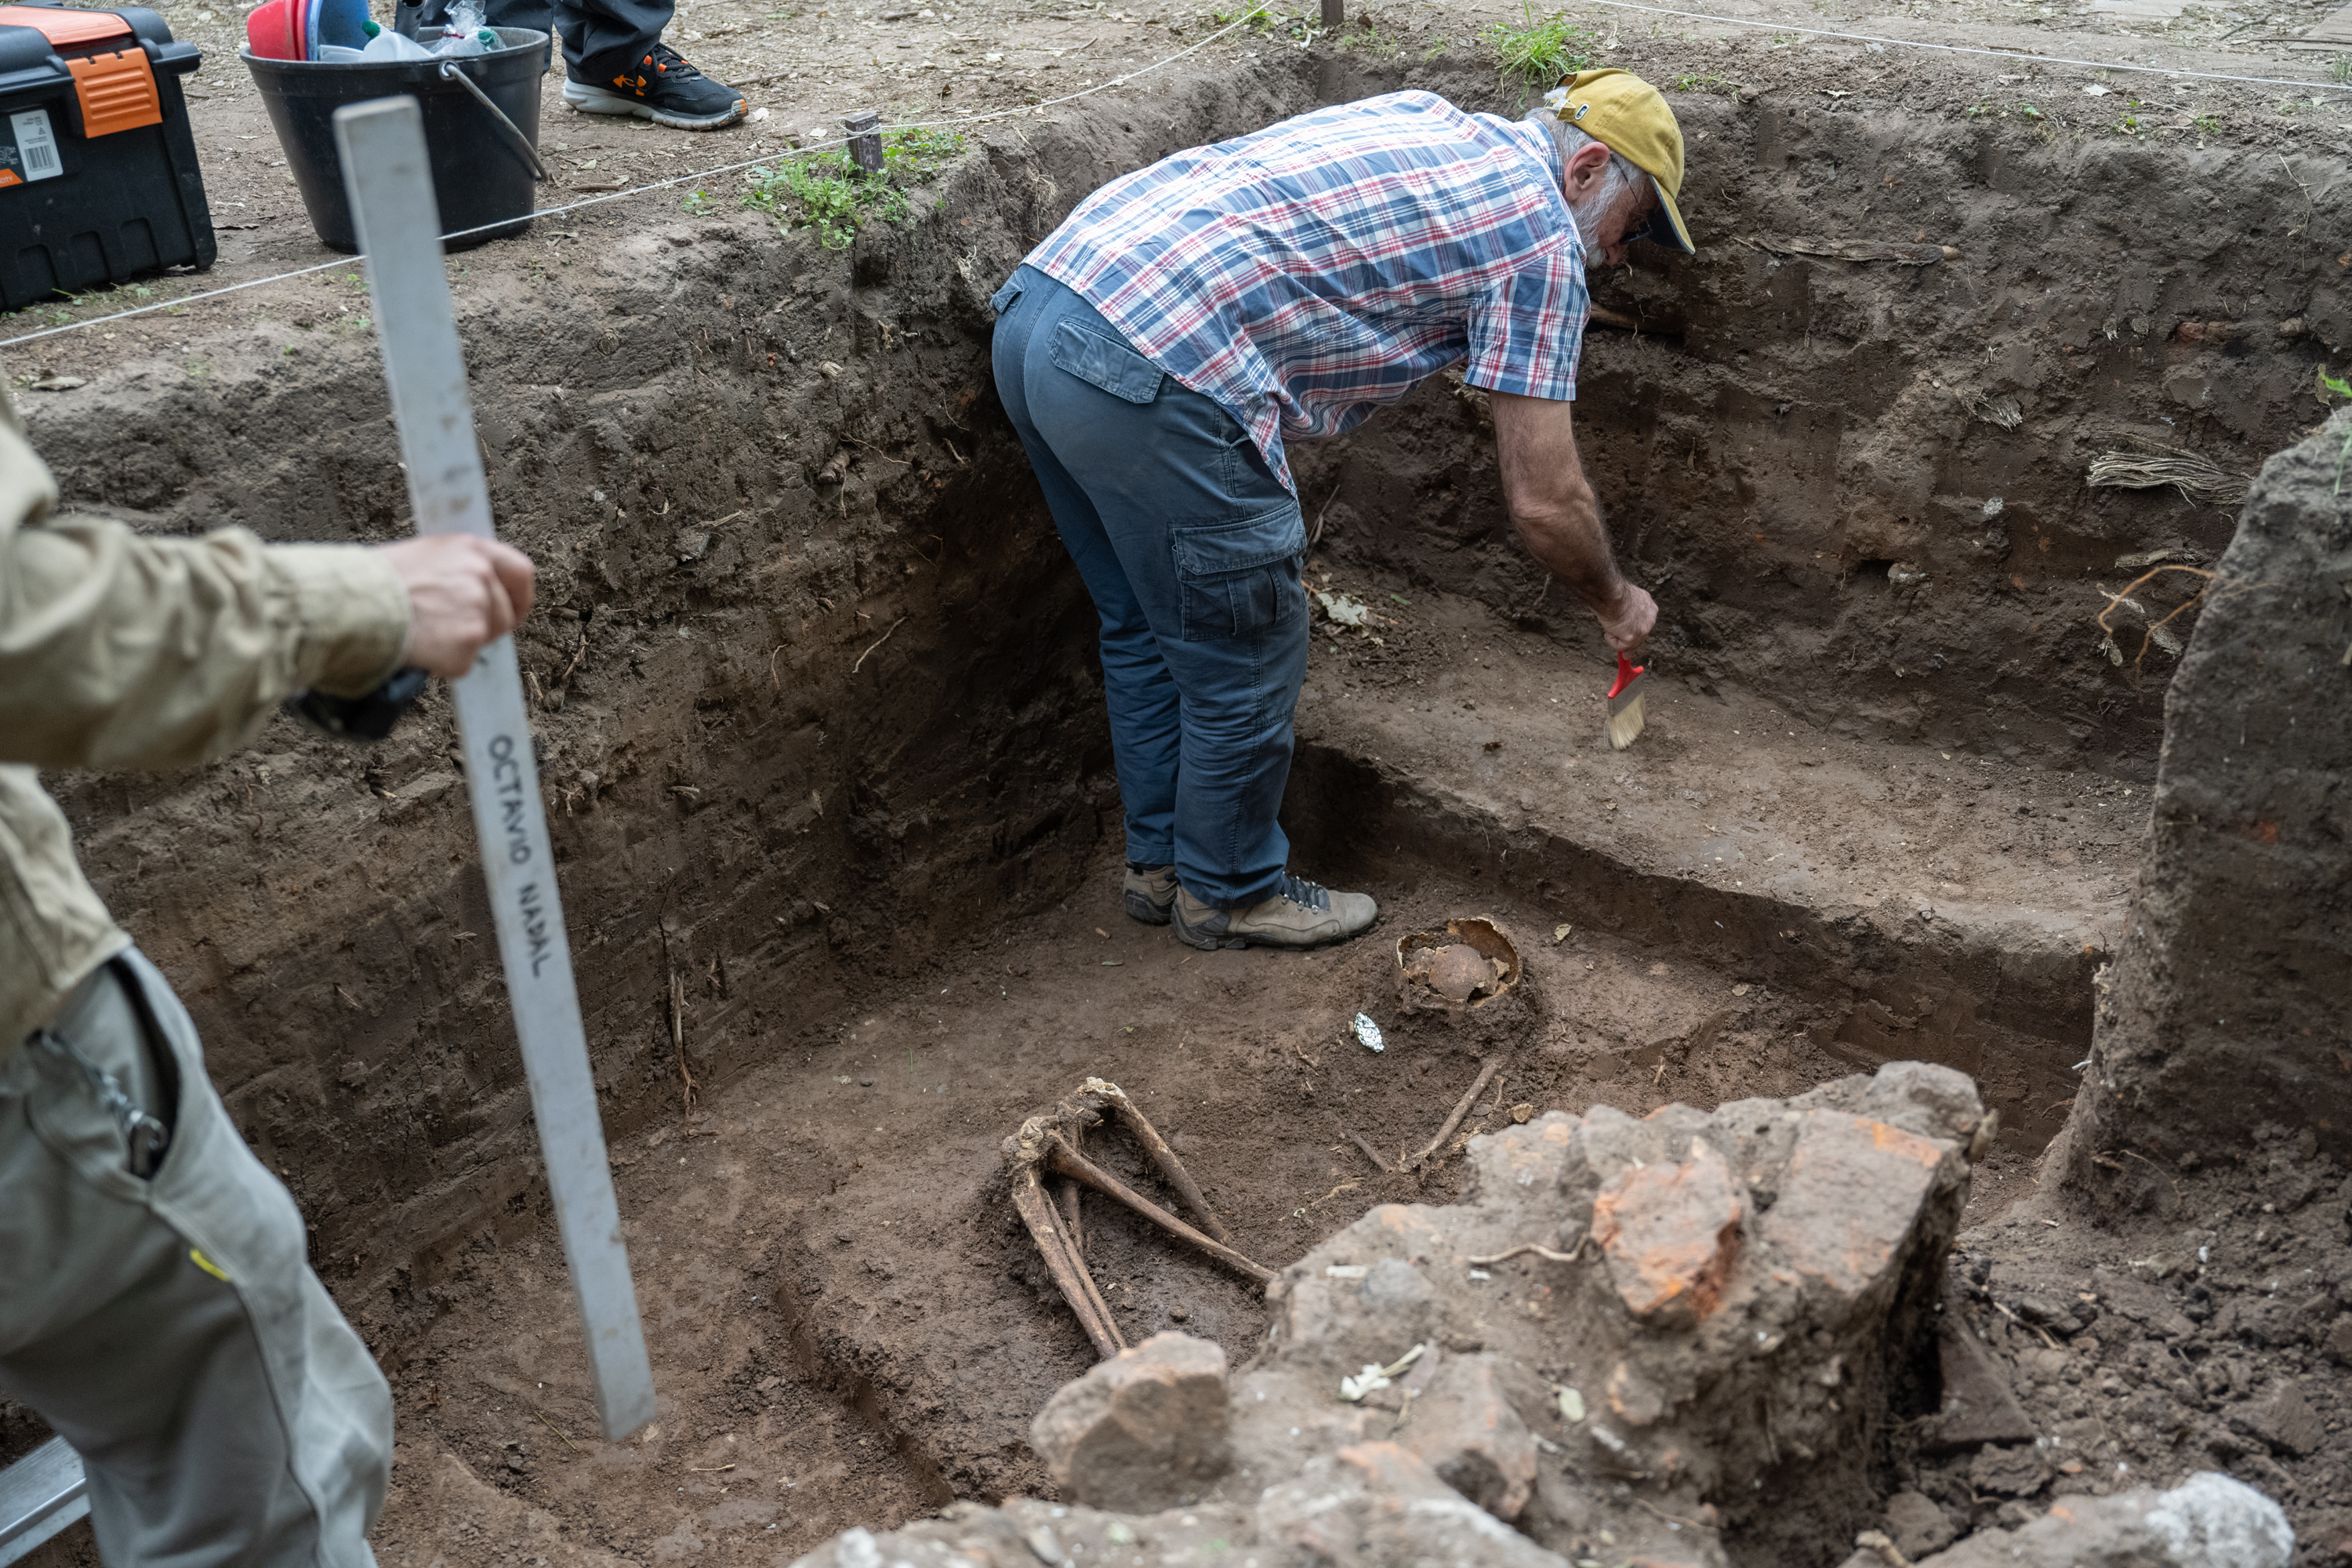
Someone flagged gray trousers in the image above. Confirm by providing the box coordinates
[0,951,391,1567]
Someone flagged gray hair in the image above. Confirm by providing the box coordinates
[1523,109,1646,203]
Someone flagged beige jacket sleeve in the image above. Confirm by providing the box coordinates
[0,383,413,1051]
[0,389,412,769]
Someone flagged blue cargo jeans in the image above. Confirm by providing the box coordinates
[991,266,1310,911]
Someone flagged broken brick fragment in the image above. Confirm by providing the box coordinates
[1588,1135,1742,1325]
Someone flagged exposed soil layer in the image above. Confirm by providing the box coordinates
[5,23,2351,1568]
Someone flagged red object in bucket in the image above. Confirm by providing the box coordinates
[245,0,299,58]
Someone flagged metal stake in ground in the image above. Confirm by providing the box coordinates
[332,96,656,1442]
[844,109,884,176]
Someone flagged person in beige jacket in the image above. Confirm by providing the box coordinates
[0,383,534,1566]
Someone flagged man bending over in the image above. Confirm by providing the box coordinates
[991,69,1684,951]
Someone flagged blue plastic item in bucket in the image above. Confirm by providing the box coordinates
[241,26,549,252]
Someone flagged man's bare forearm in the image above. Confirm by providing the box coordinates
[1488,389,1656,652]
[1511,471,1625,608]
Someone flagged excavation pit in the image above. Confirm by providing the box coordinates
[5,24,2350,1568]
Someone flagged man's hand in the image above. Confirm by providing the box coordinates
[1596,582,1657,654]
[378,535,536,677]
[1488,390,1653,655]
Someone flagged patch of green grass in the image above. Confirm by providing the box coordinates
[2331,53,2352,84]
[1335,17,1400,59]
[739,125,966,249]
[1669,70,1734,95]
[2321,370,2352,494]
[682,188,713,216]
[1485,5,1594,107]
[2192,114,2220,134]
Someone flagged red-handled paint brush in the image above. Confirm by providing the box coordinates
[1606,652,1648,750]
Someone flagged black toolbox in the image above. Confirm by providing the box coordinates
[0,2,211,310]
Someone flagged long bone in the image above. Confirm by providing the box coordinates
[1001,1079,1272,1359]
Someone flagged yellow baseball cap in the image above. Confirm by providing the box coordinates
[1548,67,1695,254]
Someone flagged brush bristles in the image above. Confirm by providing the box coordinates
[1606,691,1646,751]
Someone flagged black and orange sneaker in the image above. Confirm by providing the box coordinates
[564,42,746,130]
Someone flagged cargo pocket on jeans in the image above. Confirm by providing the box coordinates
[1171,504,1308,642]
[1047,319,1166,404]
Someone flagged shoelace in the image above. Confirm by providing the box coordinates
[644,42,708,80]
[1276,874,1333,912]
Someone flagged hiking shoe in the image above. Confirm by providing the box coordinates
[1123,864,1178,926]
[1172,875,1377,952]
[565,44,746,129]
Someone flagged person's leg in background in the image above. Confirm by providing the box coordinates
[554,0,746,130]
[0,953,393,1568]
[993,268,1183,924]
[989,267,1376,949]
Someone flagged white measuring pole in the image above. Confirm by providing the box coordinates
[335,96,655,1441]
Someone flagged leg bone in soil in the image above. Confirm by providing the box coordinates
[1004,1078,1274,1359]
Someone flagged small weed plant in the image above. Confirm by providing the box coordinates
[739,126,965,249]
[1669,69,1734,95]
[1484,5,1594,107]
[2322,369,2352,495]
[1336,16,1400,59]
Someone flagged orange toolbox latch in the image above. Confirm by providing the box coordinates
[64,45,161,136]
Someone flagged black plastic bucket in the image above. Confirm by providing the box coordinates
[241,27,549,252]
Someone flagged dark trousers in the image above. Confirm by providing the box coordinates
[989,265,1310,911]
[395,0,670,77]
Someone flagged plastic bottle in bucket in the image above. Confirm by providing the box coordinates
[359,20,434,58]
[433,27,499,54]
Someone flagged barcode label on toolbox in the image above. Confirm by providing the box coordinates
[8,110,61,183]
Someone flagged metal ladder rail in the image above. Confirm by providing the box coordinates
[0,1439,89,1566]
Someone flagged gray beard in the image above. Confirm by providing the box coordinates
[1568,175,1631,259]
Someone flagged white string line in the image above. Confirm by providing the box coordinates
[0,13,1250,351]
[1569,0,2352,94]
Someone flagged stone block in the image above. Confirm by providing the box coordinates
[1913,1472,2292,1568]
[1795,1062,1987,1147]
[1588,1135,1743,1325]
[1761,1110,1948,1312]
[1254,1443,1571,1568]
[1029,1331,1231,1512]
[1885,1490,1958,1558]
[1968,1443,2050,1497]
[1926,1321,2037,1450]
[1399,1353,1538,1523]
[2250,1381,2324,1457]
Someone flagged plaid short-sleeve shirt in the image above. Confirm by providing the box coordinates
[1022,90,1588,495]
